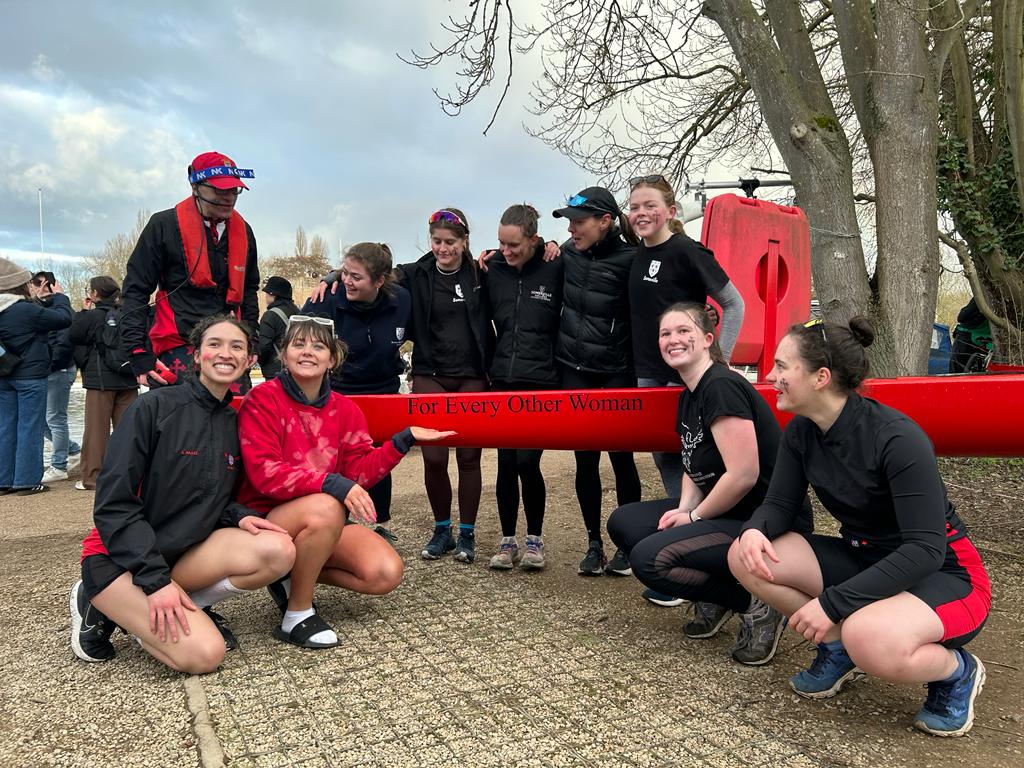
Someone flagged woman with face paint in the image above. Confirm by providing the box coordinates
[235,318,453,649]
[607,304,808,665]
[69,316,295,672]
[481,204,564,571]
[303,242,412,543]
[396,209,495,565]
[626,175,745,499]
[728,318,991,737]
[551,187,642,577]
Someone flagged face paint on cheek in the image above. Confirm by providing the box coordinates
[779,378,790,393]
[687,339,696,352]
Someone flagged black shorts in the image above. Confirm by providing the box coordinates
[81,554,180,601]
[802,534,991,648]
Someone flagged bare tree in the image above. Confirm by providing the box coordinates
[263,225,333,285]
[405,0,1009,374]
[83,210,150,286]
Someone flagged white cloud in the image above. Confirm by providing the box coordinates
[329,42,386,75]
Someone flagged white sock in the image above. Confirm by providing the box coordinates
[282,607,337,645]
[189,577,247,609]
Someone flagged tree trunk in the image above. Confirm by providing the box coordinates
[704,0,873,335]
[864,1,940,375]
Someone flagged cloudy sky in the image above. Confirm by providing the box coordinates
[1,1,631,272]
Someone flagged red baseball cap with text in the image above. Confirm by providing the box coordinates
[188,151,252,190]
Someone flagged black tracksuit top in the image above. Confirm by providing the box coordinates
[92,377,245,595]
[397,252,494,378]
[742,394,969,622]
[69,301,139,391]
[484,245,564,386]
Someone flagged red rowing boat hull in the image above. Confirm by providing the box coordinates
[349,374,1024,457]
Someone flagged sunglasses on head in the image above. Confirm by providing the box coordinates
[288,315,334,328]
[429,209,466,228]
[803,319,833,370]
[629,174,668,188]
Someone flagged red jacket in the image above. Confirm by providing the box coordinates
[235,377,404,514]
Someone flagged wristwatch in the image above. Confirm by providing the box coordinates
[689,509,702,522]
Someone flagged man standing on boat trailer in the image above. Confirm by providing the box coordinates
[119,151,260,387]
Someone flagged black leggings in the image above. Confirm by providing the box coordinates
[368,471,392,525]
[412,375,485,525]
[562,368,640,543]
[496,448,545,536]
[607,498,751,612]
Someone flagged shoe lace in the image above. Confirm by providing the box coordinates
[526,540,542,556]
[499,540,516,554]
[734,613,753,648]
[807,645,836,677]
[923,678,956,714]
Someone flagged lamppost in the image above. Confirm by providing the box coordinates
[37,188,44,258]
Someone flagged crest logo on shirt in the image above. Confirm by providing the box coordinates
[530,284,553,302]
[224,452,238,470]
[396,327,405,341]
[649,260,661,278]
[455,285,464,300]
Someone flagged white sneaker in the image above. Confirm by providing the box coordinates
[42,466,69,483]
[74,481,90,491]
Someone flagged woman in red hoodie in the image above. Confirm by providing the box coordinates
[236,316,453,648]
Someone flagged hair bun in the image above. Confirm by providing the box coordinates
[848,315,875,348]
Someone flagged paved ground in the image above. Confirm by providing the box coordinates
[1,451,1022,767]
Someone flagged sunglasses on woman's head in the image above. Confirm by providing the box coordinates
[288,315,334,327]
[428,209,466,228]
[629,174,668,188]
[803,319,833,370]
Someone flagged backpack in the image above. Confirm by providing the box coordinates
[0,340,20,377]
[95,309,131,373]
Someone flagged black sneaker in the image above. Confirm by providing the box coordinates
[604,548,632,576]
[204,607,238,651]
[578,542,607,576]
[453,532,476,563]
[683,601,735,639]
[421,527,456,560]
[69,580,115,662]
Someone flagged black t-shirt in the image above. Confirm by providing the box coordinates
[630,233,730,379]
[743,394,969,623]
[430,270,483,377]
[675,363,781,520]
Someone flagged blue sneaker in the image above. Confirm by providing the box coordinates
[421,527,456,560]
[643,589,684,608]
[913,650,986,737]
[789,643,864,698]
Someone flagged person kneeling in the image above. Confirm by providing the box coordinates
[70,316,295,673]
[729,318,991,737]
[607,303,811,665]
[235,316,453,649]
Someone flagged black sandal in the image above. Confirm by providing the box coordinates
[272,612,339,649]
[266,578,289,615]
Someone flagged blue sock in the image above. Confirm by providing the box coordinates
[434,519,451,533]
[458,523,475,538]
[821,638,845,652]
[941,649,966,683]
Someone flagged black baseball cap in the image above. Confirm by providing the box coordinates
[552,187,621,220]
[262,276,293,300]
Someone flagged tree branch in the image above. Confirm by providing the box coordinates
[938,230,1010,328]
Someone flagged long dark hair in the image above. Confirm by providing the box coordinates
[89,275,121,304]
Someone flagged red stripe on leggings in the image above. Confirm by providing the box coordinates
[935,535,991,642]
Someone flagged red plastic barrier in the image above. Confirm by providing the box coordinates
[351,374,1024,457]
[701,194,812,374]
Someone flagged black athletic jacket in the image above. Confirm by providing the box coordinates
[69,301,138,391]
[257,298,299,379]
[556,230,636,374]
[742,394,970,622]
[397,252,494,377]
[483,245,563,386]
[120,207,260,376]
[92,377,249,595]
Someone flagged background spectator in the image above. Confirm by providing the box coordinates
[257,276,297,379]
